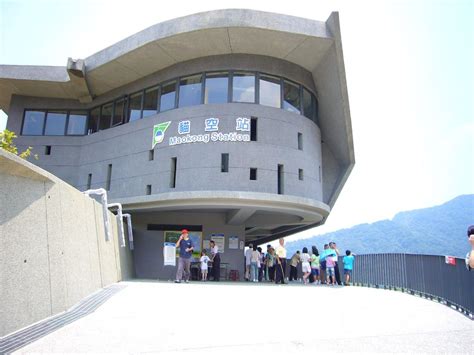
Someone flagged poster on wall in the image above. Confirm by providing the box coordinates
[229,236,239,249]
[164,231,202,260]
[210,234,225,253]
[163,242,176,266]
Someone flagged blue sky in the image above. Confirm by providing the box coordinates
[1,0,473,239]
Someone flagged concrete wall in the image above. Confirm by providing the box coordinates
[0,150,134,337]
[132,211,245,281]
[7,54,323,205]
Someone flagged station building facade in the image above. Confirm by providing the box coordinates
[1,9,354,280]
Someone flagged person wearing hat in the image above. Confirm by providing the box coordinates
[466,225,474,271]
[175,229,194,283]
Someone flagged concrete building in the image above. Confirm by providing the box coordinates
[0,9,354,280]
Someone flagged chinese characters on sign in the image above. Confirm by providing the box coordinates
[164,117,251,146]
[178,120,190,134]
[205,118,219,132]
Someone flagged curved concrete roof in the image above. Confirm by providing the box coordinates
[0,9,335,111]
[2,9,354,217]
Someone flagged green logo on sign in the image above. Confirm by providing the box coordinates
[152,121,171,148]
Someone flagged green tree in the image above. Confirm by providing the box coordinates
[0,129,38,160]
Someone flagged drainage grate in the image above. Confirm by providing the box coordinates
[0,284,126,354]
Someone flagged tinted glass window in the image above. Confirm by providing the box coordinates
[44,111,67,135]
[179,75,202,108]
[160,81,176,111]
[112,99,125,126]
[205,73,228,104]
[143,86,159,117]
[67,111,87,135]
[283,81,301,114]
[99,103,112,131]
[232,72,255,103]
[259,75,281,108]
[89,107,100,134]
[303,88,316,123]
[128,92,142,121]
[22,111,45,135]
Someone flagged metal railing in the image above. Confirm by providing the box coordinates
[348,254,473,319]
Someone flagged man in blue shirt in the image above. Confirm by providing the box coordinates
[175,229,194,283]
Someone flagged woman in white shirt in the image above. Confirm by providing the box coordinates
[250,245,260,282]
[300,247,312,284]
[210,240,221,281]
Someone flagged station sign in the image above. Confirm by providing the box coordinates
[152,117,250,148]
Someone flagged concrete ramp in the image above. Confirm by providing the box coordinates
[6,281,473,354]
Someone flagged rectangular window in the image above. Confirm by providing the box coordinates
[106,164,112,191]
[250,168,257,180]
[22,110,46,135]
[87,173,92,190]
[112,99,125,126]
[44,111,67,135]
[67,111,88,135]
[221,153,229,173]
[250,117,257,141]
[146,185,152,195]
[45,145,51,155]
[303,88,317,123]
[232,72,255,103]
[299,169,304,181]
[179,75,202,108]
[278,164,284,195]
[283,81,301,114]
[143,86,159,117]
[298,132,303,150]
[170,157,177,188]
[160,81,177,112]
[259,75,281,108]
[99,103,112,131]
[128,92,143,121]
[204,72,229,104]
[89,107,100,134]
[149,149,154,161]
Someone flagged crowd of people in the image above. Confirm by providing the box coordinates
[244,238,355,286]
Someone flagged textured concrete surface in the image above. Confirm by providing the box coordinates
[14,281,474,354]
[0,150,134,337]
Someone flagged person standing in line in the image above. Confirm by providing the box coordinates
[325,248,337,285]
[310,246,320,284]
[267,247,276,282]
[175,229,194,283]
[300,247,312,284]
[200,250,210,281]
[466,225,474,270]
[250,245,260,282]
[245,244,253,281]
[330,242,342,285]
[320,244,329,284]
[210,240,221,281]
[343,250,355,285]
[289,251,301,282]
[275,238,287,284]
[257,247,264,282]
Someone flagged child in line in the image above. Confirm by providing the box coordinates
[310,246,320,285]
[300,247,312,284]
[325,249,337,285]
[343,250,355,285]
[200,250,210,281]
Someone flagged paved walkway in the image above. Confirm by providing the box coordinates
[13,281,474,354]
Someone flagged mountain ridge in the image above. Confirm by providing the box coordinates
[285,194,474,258]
